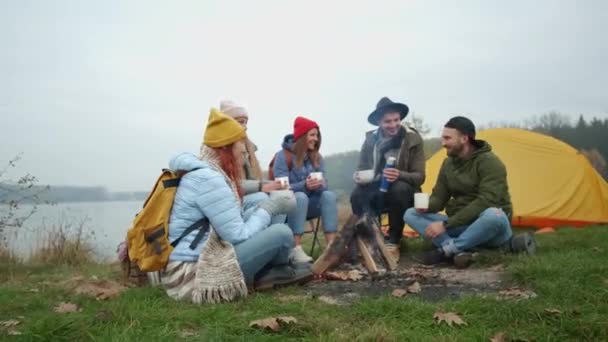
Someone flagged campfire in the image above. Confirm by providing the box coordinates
[312,213,397,275]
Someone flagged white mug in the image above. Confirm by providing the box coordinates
[310,172,323,180]
[354,169,374,184]
[414,192,430,209]
[276,176,290,189]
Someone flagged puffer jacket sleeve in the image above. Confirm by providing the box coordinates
[190,169,272,245]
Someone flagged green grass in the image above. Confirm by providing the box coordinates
[1,226,607,341]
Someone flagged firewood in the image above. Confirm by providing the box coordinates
[356,237,379,273]
[312,214,358,274]
[312,213,397,275]
[365,215,397,270]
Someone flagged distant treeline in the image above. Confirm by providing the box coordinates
[0,184,148,204]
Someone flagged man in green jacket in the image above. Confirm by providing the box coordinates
[404,116,535,267]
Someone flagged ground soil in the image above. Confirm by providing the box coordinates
[301,258,506,305]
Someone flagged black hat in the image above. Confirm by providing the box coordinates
[367,97,409,125]
[444,116,480,145]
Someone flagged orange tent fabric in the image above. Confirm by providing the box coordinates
[422,128,608,228]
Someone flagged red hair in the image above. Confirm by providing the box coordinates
[213,145,244,198]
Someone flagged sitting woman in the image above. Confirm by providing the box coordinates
[215,100,285,214]
[164,109,311,304]
[272,116,338,263]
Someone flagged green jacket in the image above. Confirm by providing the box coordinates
[428,141,512,228]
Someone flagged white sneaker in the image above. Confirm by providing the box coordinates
[289,246,313,263]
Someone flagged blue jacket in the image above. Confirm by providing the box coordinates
[167,153,271,262]
[272,134,328,195]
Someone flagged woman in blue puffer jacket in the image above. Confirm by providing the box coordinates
[163,109,311,304]
[272,116,338,263]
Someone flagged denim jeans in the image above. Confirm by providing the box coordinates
[403,207,513,256]
[287,191,338,235]
[242,192,287,224]
[234,224,294,285]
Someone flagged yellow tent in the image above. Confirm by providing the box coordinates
[422,128,608,228]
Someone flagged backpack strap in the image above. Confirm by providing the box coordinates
[170,217,209,250]
[163,178,181,188]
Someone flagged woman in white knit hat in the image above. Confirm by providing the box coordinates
[216,100,285,213]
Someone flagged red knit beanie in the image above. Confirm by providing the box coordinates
[293,116,319,141]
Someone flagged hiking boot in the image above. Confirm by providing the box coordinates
[412,249,450,266]
[289,245,313,263]
[510,233,536,255]
[385,243,401,264]
[254,264,313,291]
[453,252,474,269]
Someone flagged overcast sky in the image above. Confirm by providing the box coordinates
[2,0,607,191]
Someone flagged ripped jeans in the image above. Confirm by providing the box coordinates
[404,207,513,256]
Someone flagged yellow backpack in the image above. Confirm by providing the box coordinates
[126,169,208,272]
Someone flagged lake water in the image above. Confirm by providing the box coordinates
[4,201,142,261]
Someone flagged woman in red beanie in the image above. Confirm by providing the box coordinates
[272,116,338,263]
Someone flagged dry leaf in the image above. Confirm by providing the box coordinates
[347,269,364,281]
[544,308,562,315]
[604,279,608,286]
[318,296,339,305]
[490,332,507,342]
[178,329,197,338]
[325,271,349,281]
[498,287,538,300]
[53,302,81,314]
[406,267,434,279]
[7,330,22,336]
[592,246,602,252]
[249,316,297,332]
[433,311,467,327]
[71,279,126,301]
[488,264,506,272]
[407,281,422,294]
[325,270,365,281]
[0,320,20,328]
[392,289,408,298]
[28,288,39,293]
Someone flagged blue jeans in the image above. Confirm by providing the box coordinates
[234,224,294,285]
[403,207,513,256]
[287,191,338,235]
[242,192,286,224]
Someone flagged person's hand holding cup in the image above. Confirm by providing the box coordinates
[261,180,284,193]
[414,192,430,213]
[306,172,323,190]
[275,176,290,190]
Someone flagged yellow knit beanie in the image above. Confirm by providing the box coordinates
[203,108,246,148]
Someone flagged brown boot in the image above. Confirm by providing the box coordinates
[385,243,401,264]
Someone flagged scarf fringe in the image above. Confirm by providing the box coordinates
[191,281,248,304]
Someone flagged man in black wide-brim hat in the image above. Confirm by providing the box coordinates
[350,97,426,263]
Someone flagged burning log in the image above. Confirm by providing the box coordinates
[312,213,397,275]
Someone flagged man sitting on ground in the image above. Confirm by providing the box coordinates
[404,116,535,268]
